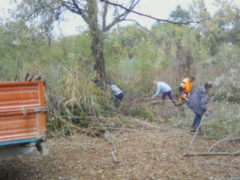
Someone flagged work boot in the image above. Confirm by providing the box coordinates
[190,128,196,132]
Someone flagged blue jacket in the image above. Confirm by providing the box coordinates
[187,86,208,116]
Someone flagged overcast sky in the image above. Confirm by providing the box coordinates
[0,0,223,36]
[120,0,217,27]
[57,0,218,36]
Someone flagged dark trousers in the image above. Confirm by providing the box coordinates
[114,93,123,107]
[191,113,202,130]
[115,93,123,100]
[162,91,177,106]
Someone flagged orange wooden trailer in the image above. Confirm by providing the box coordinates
[0,81,48,158]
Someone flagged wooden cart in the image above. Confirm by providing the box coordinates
[0,81,48,158]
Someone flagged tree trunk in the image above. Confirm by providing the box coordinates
[91,32,106,90]
[86,0,106,90]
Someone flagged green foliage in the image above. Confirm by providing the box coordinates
[227,87,240,103]
[1,0,240,136]
[214,85,240,104]
[131,105,153,121]
[105,25,153,63]
[178,144,185,149]
[151,22,207,76]
[79,119,90,128]
[0,60,17,81]
[96,98,116,117]
[169,5,192,23]
[123,116,131,123]
[213,92,227,102]
[205,117,240,140]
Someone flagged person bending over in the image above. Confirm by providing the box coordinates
[107,80,123,108]
[152,80,177,106]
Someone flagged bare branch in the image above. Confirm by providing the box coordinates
[124,19,156,37]
[102,2,108,29]
[208,133,235,152]
[103,135,120,163]
[102,0,140,32]
[101,0,205,25]
[104,16,124,32]
[62,0,88,22]
[183,151,240,157]
[208,129,240,152]
[72,0,84,14]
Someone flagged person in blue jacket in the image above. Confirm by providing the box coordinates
[187,83,212,134]
[152,80,177,106]
[107,80,124,108]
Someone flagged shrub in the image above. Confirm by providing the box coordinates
[131,104,153,121]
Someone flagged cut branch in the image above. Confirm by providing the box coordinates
[103,135,120,163]
[185,116,205,154]
[183,151,240,157]
[208,129,240,152]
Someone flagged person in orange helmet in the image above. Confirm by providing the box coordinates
[178,76,195,105]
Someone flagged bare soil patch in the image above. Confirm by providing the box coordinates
[0,120,240,180]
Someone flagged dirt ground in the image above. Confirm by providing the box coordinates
[0,120,240,180]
